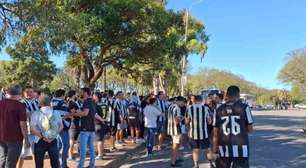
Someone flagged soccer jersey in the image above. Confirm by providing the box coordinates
[187,104,210,140]
[156,99,167,122]
[213,101,253,158]
[51,97,71,130]
[167,104,182,136]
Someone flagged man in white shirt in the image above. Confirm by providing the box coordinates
[143,97,163,157]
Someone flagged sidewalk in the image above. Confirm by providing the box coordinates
[23,137,144,168]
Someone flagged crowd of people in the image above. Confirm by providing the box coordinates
[0,84,253,168]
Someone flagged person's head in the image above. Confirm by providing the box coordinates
[148,97,157,105]
[226,85,240,101]
[39,94,51,107]
[23,86,35,99]
[67,90,77,100]
[80,87,91,99]
[116,91,124,99]
[175,96,185,107]
[108,90,114,98]
[8,84,22,99]
[54,89,66,99]
[194,95,203,104]
[93,92,102,102]
[157,91,165,100]
[214,91,224,104]
[190,95,196,104]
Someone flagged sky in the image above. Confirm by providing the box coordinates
[1,0,306,89]
[167,0,306,89]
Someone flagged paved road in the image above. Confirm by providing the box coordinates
[119,110,306,168]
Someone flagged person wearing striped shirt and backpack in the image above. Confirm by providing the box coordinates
[185,95,211,168]
[212,86,253,168]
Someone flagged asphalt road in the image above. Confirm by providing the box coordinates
[119,109,306,168]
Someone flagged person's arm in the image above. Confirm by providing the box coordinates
[245,106,254,133]
[174,106,182,124]
[95,113,104,123]
[212,127,219,154]
[19,105,29,147]
[185,106,191,125]
[20,121,30,147]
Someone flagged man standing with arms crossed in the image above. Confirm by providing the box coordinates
[212,86,253,168]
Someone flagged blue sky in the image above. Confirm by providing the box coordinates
[167,0,306,89]
[1,0,306,89]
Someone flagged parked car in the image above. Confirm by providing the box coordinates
[294,103,306,109]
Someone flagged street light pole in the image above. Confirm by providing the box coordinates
[181,0,203,96]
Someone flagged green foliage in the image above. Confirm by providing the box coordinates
[49,72,79,92]
[278,47,306,91]
[188,68,283,105]
[291,84,306,103]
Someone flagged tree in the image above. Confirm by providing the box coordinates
[279,47,306,92]
[0,0,208,91]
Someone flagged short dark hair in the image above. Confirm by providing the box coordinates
[132,92,137,96]
[55,89,66,98]
[148,97,157,105]
[176,96,185,102]
[194,95,202,102]
[108,90,114,97]
[8,85,22,96]
[23,85,33,91]
[81,87,91,96]
[94,92,102,100]
[157,91,164,96]
[116,91,123,96]
[226,85,240,98]
[67,90,76,98]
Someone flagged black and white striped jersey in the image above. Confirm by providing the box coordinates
[187,104,210,140]
[20,98,39,113]
[156,99,168,122]
[167,104,182,136]
[213,100,253,158]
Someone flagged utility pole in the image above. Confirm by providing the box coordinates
[180,0,203,96]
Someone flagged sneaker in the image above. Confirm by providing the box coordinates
[132,139,136,144]
[116,142,124,147]
[109,147,117,152]
[210,160,217,168]
[95,155,103,160]
[179,146,185,150]
[67,157,77,163]
[193,165,199,168]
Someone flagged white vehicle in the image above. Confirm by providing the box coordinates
[294,103,306,109]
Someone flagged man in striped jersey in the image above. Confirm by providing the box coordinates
[167,96,185,167]
[155,91,168,151]
[107,90,118,150]
[114,91,128,146]
[212,86,253,168]
[18,86,40,168]
[186,95,211,168]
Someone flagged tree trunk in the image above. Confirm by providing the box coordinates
[152,73,159,95]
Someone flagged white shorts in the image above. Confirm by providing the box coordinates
[117,120,127,130]
[172,135,181,144]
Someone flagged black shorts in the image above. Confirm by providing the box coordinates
[95,123,109,141]
[189,139,210,149]
[128,118,140,129]
[69,128,80,141]
[216,157,249,168]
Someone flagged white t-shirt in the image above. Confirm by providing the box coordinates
[144,105,162,128]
